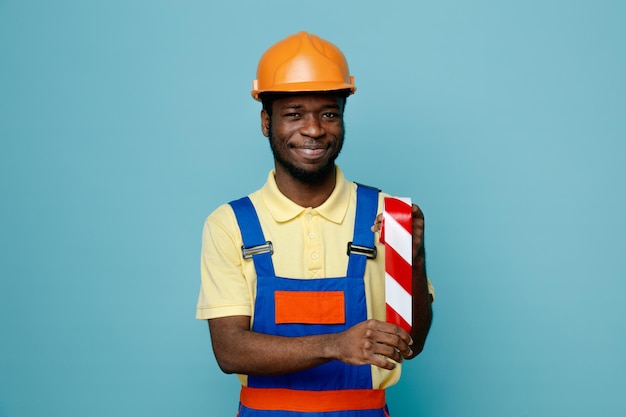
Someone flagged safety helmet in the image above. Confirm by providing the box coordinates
[251,31,356,101]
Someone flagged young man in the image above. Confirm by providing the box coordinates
[196,31,433,416]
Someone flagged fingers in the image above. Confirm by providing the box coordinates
[412,204,425,236]
[358,320,413,368]
[412,203,424,220]
[368,344,403,370]
[412,203,425,258]
[371,213,383,233]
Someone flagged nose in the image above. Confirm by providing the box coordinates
[299,114,325,138]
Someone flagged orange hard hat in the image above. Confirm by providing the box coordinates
[251,31,356,101]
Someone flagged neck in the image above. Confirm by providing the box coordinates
[274,166,337,208]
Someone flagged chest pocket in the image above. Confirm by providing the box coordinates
[274,290,346,324]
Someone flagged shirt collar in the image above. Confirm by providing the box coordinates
[260,166,350,224]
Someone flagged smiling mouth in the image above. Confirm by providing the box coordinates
[291,145,327,158]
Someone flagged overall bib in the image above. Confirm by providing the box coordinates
[229,185,390,417]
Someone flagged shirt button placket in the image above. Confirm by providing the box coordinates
[305,210,322,276]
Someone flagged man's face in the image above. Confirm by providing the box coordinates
[262,94,345,184]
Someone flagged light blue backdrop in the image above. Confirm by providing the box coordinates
[1,1,624,416]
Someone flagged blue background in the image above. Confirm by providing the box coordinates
[1,1,624,416]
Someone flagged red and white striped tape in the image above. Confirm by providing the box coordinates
[380,197,413,333]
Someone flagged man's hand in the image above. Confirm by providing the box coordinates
[328,319,413,370]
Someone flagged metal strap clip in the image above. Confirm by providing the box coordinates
[347,242,377,259]
[241,241,274,259]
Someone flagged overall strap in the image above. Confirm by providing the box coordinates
[346,184,379,278]
[229,197,276,277]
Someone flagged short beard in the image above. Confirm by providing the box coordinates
[268,121,345,185]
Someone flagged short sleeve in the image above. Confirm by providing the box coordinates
[196,204,253,320]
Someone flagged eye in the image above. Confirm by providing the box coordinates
[323,112,340,119]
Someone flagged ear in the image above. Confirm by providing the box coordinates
[260,109,270,137]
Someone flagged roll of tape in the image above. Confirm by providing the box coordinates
[380,197,412,332]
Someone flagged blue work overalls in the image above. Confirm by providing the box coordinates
[229,185,390,417]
